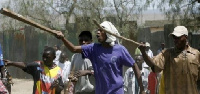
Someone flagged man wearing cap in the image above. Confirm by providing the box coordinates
[54,21,145,94]
[139,26,200,94]
[143,42,153,68]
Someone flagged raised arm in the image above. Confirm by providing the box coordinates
[55,31,82,53]
[3,60,26,69]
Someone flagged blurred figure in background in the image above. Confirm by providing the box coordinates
[54,45,62,62]
[124,55,148,94]
[157,43,166,55]
[55,52,71,94]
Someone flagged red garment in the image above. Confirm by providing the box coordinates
[148,72,157,94]
[0,80,8,94]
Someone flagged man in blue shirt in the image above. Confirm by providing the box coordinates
[54,21,145,94]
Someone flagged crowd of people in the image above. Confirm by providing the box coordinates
[0,21,199,94]
[124,42,164,94]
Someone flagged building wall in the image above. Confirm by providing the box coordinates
[150,27,164,33]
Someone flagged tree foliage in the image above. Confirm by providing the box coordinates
[1,0,153,37]
[155,0,200,32]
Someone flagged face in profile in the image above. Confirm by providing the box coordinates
[42,50,55,67]
[96,29,107,43]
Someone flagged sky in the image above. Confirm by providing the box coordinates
[0,0,165,26]
[0,0,7,8]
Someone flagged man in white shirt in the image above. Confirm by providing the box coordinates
[55,52,71,94]
[53,45,62,62]
[143,42,153,68]
[124,55,149,94]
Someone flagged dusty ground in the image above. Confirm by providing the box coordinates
[11,78,33,94]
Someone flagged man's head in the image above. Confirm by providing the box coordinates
[161,43,165,49]
[78,31,92,45]
[135,55,143,70]
[42,47,56,67]
[59,52,68,63]
[44,45,49,50]
[97,21,120,46]
[54,45,60,51]
[170,26,188,50]
[145,42,150,51]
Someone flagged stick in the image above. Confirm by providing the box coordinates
[0,8,57,35]
[93,20,141,46]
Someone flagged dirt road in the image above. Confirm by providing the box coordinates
[11,78,33,94]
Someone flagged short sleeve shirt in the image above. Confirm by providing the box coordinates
[81,43,135,94]
[71,53,95,93]
[23,61,64,94]
[153,46,200,94]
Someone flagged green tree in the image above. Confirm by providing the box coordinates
[156,0,200,32]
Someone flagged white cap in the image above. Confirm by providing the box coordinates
[170,26,188,37]
[145,42,150,47]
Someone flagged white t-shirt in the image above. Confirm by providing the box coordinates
[143,49,154,67]
[71,53,95,93]
[54,50,62,62]
[124,67,150,94]
[55,60,71,83]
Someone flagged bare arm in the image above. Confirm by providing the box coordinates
[3,60,26,69]
[55,31,82,53]
[132,63,145,94]
[61,38,82,53]
[73,70,94,77]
